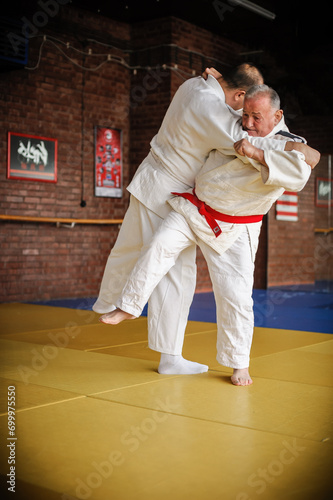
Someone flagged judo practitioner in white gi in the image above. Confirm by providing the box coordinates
[98,84,320,386]
[94,64,309,377]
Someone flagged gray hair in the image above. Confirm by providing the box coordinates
[245,84,281,110]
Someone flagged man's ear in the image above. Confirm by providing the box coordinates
[274,109,283,124]
[235,90,246,102]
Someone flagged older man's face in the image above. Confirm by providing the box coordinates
[242,95,282,137]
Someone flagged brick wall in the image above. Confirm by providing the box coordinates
[0,6,131,302]
[129,18,173,179]
[291,116,333,156]
[0,222,120,301]
[266,119,333,288]
[267,175,316,287]
[0,5,330,303]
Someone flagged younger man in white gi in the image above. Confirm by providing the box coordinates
[99,85,320,386]
[94,65,302,376]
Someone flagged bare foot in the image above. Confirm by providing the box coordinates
[231,368,253,386]
[99,308,136,325]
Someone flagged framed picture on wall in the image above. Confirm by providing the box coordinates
[7,132,57,183]
[316,177,333,206]
[94,126,123,198]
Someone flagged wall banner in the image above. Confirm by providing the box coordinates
[94,127,123,198]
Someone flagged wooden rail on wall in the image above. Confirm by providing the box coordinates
[314,227,333,234]
[1,215,331,232]
[0,214,123,225]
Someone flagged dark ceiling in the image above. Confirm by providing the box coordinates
[75,0,328,54]
[3,0,332,115]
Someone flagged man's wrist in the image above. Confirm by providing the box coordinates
[250,147,267,166]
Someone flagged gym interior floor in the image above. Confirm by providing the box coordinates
[0,285,332,499]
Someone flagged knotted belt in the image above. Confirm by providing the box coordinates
[171,189,263,238]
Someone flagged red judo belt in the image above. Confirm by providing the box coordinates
[171,189,264,238]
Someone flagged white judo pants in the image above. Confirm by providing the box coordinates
[93,196,197,355]
[116,211,258,369]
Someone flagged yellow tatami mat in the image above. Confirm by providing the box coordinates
[0,303,332,500]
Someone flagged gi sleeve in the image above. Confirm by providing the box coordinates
[260,150,312,192]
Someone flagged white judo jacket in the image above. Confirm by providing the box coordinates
[128,75,287,218]
[168,117,311,255]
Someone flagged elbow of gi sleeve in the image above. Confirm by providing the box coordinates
[262,150,312,191]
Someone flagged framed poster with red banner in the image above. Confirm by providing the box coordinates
[7,131,57,183]
[94,126,123,198]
